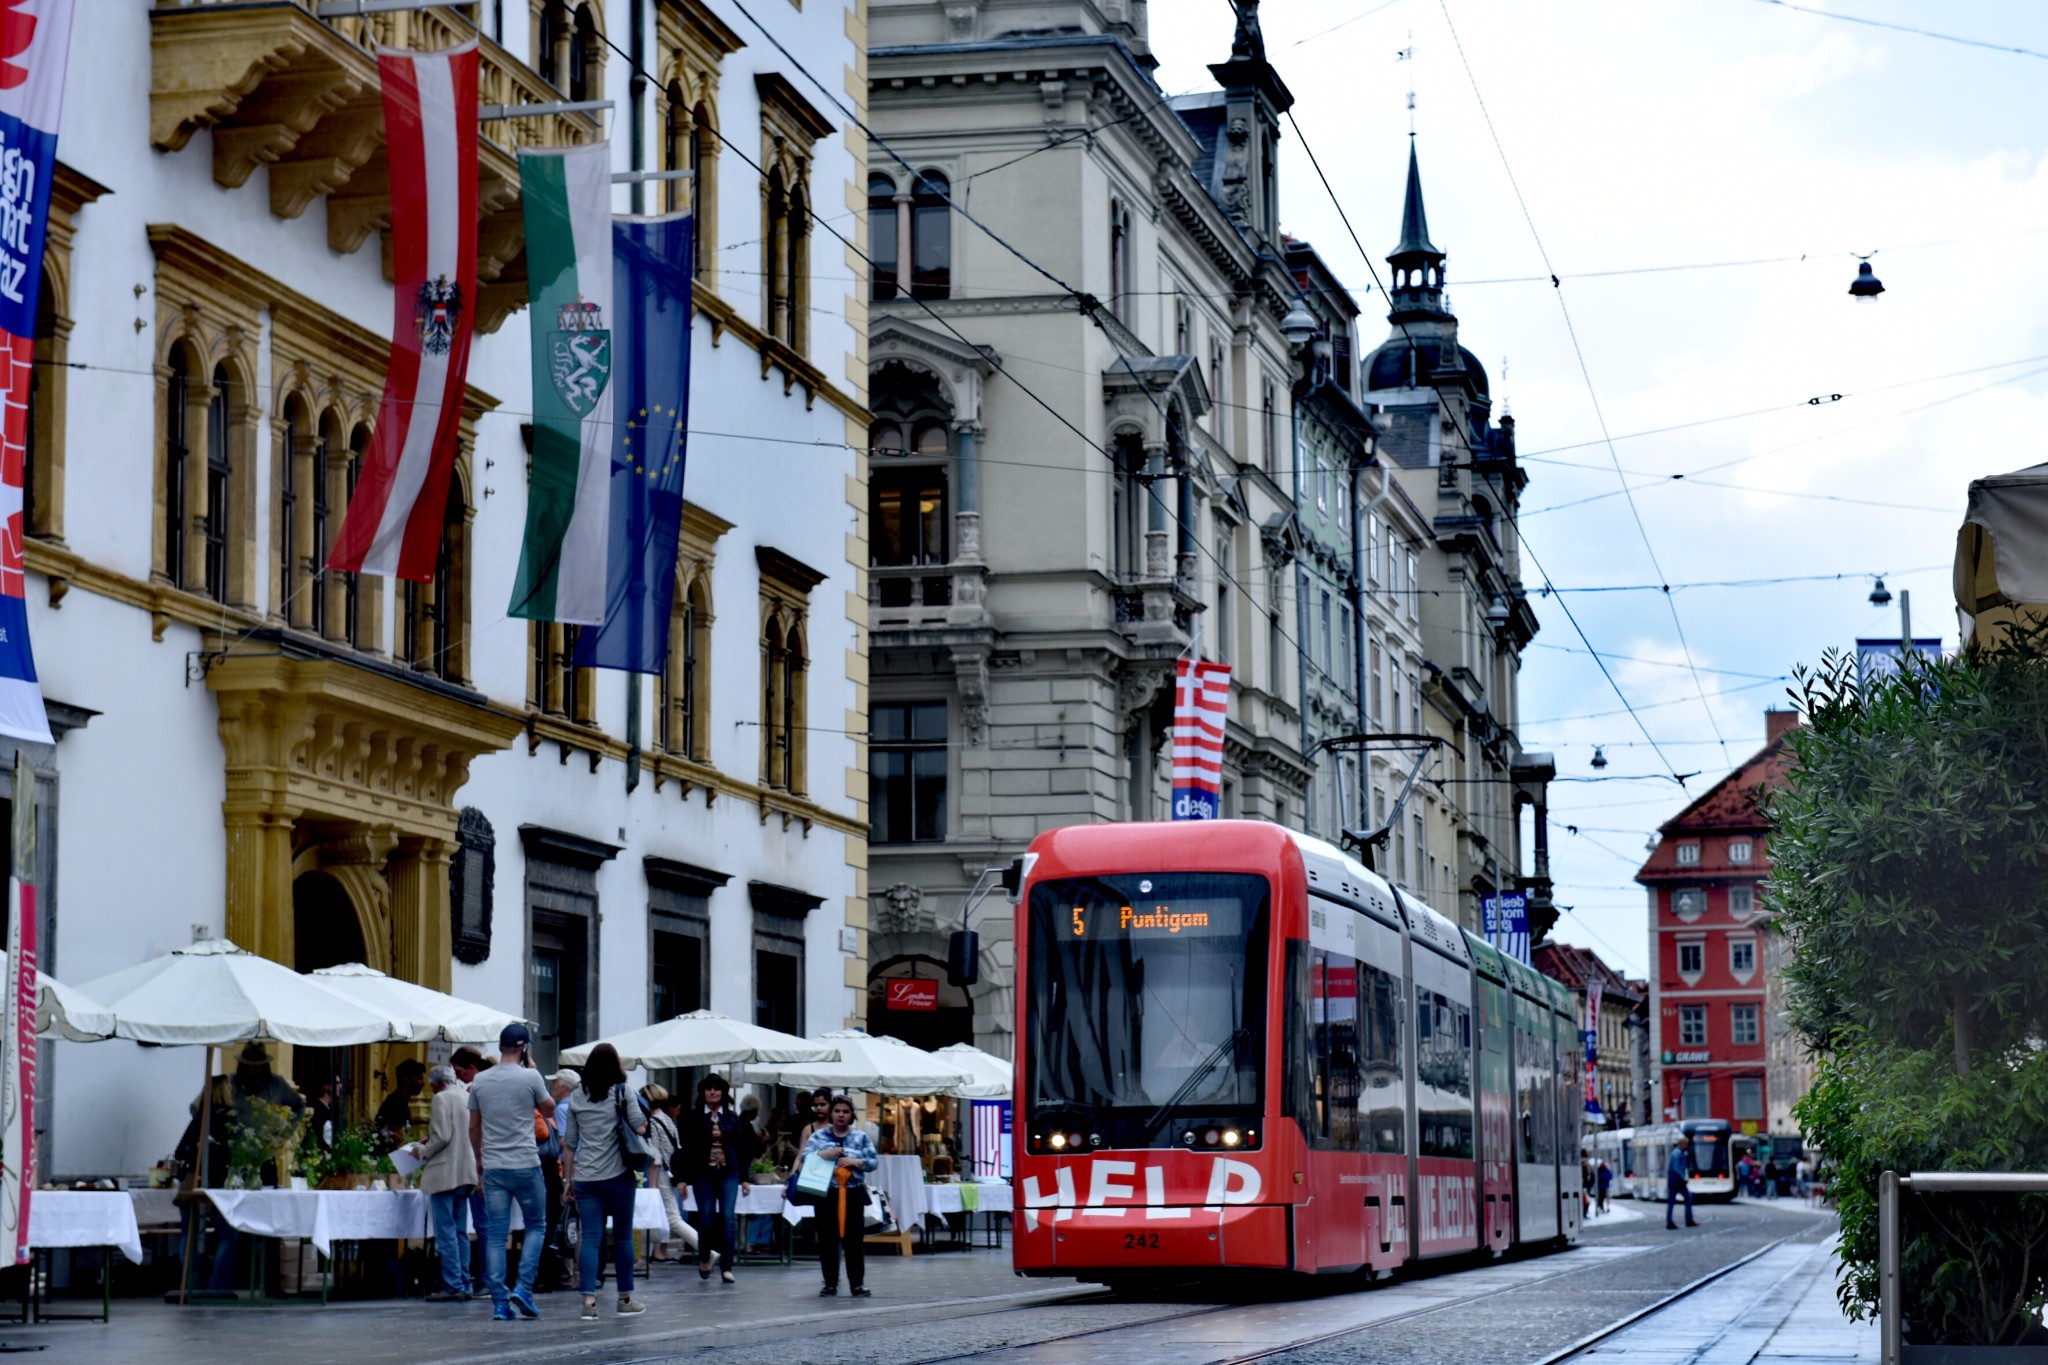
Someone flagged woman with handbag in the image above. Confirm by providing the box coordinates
[560,1043,651,1320]
[801,1094,879,1297]
[675,1074,756,1284]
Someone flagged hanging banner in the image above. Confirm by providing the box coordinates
[0,0,75,746]
[572,212,695,673]
[1481,891,1530,965]
[328,42,479,582]
[971,1099,1011,1179]
[1171,659,1230,820]
[1,753,38,1264]
[508,142,614,625]
[1585,978,1603,1123]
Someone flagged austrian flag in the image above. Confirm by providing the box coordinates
[1171,659,1230,820]
[328,42,479,582]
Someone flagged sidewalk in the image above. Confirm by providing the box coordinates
[1579,1234,1876,1363]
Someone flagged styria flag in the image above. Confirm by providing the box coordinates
[0,0,77,746]
[572,214,694,673]
[509,142,614,625]
[1171,660,1230,819]
[328,42,479,581]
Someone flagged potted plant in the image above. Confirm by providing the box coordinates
[318,1125,376,1191]
[224,1098,308,1188]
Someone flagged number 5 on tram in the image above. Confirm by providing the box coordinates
[1012,820,1584,1281]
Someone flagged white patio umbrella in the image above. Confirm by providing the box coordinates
[0,950,115,1042]
[558,1009,839,1071]
[1956,462,2048,650]
[932,1042,1012,1099]
[75,939,397,1048]
[309,963,522,1045]
[747,1029,972,1096]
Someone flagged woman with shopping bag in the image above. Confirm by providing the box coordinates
[800,1094,878,1297]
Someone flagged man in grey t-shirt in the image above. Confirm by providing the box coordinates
[468,1023,553,1319]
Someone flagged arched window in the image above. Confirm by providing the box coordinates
[762,610,786,781]
[784,182,807,349]
[568,4,601,104]
[278,395,308,625]
[343,423,369,648]
[311,409,342,638]
[868,174,898,300]
[1109,202,1131,322]
[765,168,788,341]
[163,346,193,589]
[660,575,711,761]
[538,0,566,88]
[690,101,715,279]
[22,280,54,541]
[781,621,804,793]
[1112,432,1145,580]
[910,171,949,299]
[401,478,467,681]
[205,363,233,604]
[867,363,956,607]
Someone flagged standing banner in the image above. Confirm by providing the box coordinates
[1482,891,1530,965]
[971,1099,1011,1179]
[0,0,74,746]
[572,213,694,672]
[1170,659,1230,819]
[508,142,614,625]
[1584,977,1604,1123]
[1,753,38,1264]
[328,42,479,581]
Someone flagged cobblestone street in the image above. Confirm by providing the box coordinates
[5,1199,1870,1365]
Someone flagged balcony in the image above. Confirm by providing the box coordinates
[869,559,993,637]
[151,1,602,332]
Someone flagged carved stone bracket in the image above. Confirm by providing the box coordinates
[1116,663,1170,720]
[951,646,991,746]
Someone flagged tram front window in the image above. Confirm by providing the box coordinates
[1026,873,1269,1148]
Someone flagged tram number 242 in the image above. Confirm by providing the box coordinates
[1122,1232,1161,1250]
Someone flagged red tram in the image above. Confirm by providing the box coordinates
[1012,821,1584,1280]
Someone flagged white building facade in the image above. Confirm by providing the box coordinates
[25,0,868,1177]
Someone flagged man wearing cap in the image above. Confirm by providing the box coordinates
[468,1023,554,1320]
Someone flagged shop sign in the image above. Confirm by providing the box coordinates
[1675,1050,1711,1063]
[886,977,939,1011]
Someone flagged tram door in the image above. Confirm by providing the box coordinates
[1556,1002,1583,1243]
[1513,985,1558,1243]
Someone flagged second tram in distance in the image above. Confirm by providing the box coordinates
[1012,820,1586,1282]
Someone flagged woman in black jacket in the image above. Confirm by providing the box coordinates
[673,1074,756,1283]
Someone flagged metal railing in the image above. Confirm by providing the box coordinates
[1879,1170,2048,1363]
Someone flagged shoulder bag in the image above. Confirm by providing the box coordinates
[614,1085,653,1173]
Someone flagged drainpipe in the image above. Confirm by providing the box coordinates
[628,0,647,214]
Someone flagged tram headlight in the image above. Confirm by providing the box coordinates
[1203,1127,1221,1147]
[1221,1128,1242,1148]
[1049,1132,1067,1150]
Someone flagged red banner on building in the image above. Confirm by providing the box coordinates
[885,978,938,1012]
[1171,660,1230,820]
[2,753,38,1265]
[328,42,480,581]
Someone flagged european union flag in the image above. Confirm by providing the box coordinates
[574,214,693,673]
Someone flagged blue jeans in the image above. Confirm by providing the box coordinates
[482,1166,549,1307]
[692,1172,741,1270]
[429,1187,473,1295]
[1666,1178,1695,1225]
[575,1174,638,1296]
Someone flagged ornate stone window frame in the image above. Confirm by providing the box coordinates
[658,501,733,768]
[756,72,832,355]
[657,0,743,285]
[25,162,109,549]
[757,545,825,798]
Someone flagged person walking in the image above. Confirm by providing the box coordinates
[1665,1135,1698,1230]
[467,1023,555,1321]
[407,1065,477,1301]
[535,1069,577,1292]
[676,1074,755,1284]
[803,1093,879,1297]
[560,1043,649,1321]
[1595,1159,1613,1216]
[642,1084,691,1260]
[795,1087,833,1151]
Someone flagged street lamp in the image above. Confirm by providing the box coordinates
[1280,298,1318,351]
[1848,255,1885,300]
[1590,745,1608,770]
[1869,577,1892,608]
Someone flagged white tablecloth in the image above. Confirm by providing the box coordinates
[205,1189,428,1256]
[505,1187,671,1234]
[29,1191,144,1264]
[678,1184,788,1217]
[922,1182,1013,1217]
[873,1155,928,1227]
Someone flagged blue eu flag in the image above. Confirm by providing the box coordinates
[574,214,693,673]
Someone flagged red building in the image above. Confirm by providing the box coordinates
[1634,710,1798,1137]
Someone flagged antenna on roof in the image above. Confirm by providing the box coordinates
[1398,33,1415,136]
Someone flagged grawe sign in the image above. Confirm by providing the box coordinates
[885,977,938,1011]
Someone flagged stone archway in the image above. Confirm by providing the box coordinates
[865,907,1014,1062]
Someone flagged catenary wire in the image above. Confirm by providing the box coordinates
[1750,0,2048,61]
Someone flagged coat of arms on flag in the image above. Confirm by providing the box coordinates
[549,298,611,418]
[414,273,463,355]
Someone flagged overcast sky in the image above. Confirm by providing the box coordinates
[1151,0,2048,976]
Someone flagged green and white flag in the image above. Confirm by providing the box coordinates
[509,141,613,624]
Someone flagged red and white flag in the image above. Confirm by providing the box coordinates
[1171,660,1230,820]
[328,42,479,581]
[1,754,38,1266]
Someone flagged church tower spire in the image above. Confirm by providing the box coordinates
[1387,140,1451,325]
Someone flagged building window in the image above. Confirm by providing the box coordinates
[868,173,899,300]
[1262,379,1277,472]
[1406,553,1419,621]
[1671,888,1706,919]
[1730,938,1756,976]
[163,346,193,589]
[1728,885,1754,917]
[1679,1005,1707,1047]
[758,547,824,795]
[308,414,331,636]
[203,363,235,605]
[399,476,468,683]
[520,827,614,1078]
[1681,1076,1711,1119]
[1731,1002,1759,1047]
[568,3,601,104]
[869,424,949,566]
[660,576,712,762]
[1214,532,1233,663]
[910,171,950,299]
[1369,638,1383,724]
[1732,1075,1763,1119]
[1111,433,1145,580]
[1678,941,1704,979]
[341,423,369,649]
[1319,589,1333,676]
[1729,839,1753,864]
[530,622,596,723]
[872,701,947,843]
[1174,294,1190,355]
[1208,341,1225,437]
[1109,201,1130,321]
[1675,842,1701,866]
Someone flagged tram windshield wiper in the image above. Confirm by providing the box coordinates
[1141,1027,1250,1141]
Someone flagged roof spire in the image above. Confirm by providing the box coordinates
[1397,140,1437,258]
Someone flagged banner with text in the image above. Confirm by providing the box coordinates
[1482,891,1530,965]
[1171,660,1229,820]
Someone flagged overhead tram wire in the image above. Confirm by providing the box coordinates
[1272,98,1689,788]
[1749,0,2048,62]
[590,27,1367,705]
[1436,0,1729,768]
